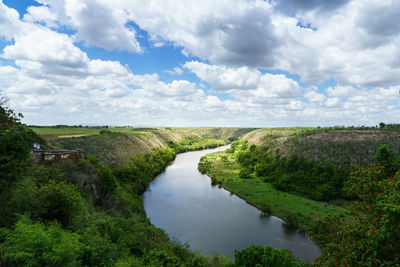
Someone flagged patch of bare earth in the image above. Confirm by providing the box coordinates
[57,134,91,138]
[308,130,400,142]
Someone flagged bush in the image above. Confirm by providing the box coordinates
[259,203,272,214]
[239,169,252,179]
[317,167,400,266]
[35,181,88,227]
[0,104,38,190]
[232,245,305,267]
[1,216,83,267]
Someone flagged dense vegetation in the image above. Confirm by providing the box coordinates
[231,138,400,202]
[173,136,227,152]
[1,102,238,266]
[199,149,350,231]
[47,127,248,167]
[1,101,270,266]
[3,97,400,266]
[315,165,400,266]
[243,127,400,173]
[235,143,345,201]
[200,132,400,266]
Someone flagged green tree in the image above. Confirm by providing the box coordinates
[1,216,83,267]
[232,245,306,267]
[0,98,37,190]
[317,167,400,266]
[375,144,395,176]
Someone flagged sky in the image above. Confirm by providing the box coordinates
[0,0,399,127]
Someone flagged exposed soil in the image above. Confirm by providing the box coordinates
[57,134,92,138]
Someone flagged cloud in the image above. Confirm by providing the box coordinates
[23,5,58,28]
[165,67,183,75]
[184,61,304,99]
[0,2,23,40]
[272,0,349,15]
[115,0,400,87]
[304,91,326,102]
[355,1,400,38]
[19,0,400,87]
[122,0,279,67]
[184,61,261,90]
[28,0,141,52]
[0,0,399,127]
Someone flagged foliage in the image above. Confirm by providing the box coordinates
[113,148,176,194]
[199,151,350,232]
[231,245,306,267]
[175,136,227,152]
[242,127,400,174]
[0,102,38,190]
[198,156,212,174]
[316,167,400,266]
[99,128,112,134]
[310,215,342,245]
[235,143,345,201]
[4,178,88,228]
[375,144,398,177]
[239,168,251,179]
[1,105,236,266]
[0,216,83,267]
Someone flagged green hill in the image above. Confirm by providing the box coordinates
[44,127,254,166]
[243,127,400,171]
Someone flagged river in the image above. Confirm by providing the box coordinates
[142,145,322,262]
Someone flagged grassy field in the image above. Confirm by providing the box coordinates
[29,127,101,137]
[200,150,351,231]
[29,127,163,141]
[30,126,254,137]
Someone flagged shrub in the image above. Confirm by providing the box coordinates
[239,169,252,179]
[232,245,305,267]
[317,167,400,266]
[1,216,83,267]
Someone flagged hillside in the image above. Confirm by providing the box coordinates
[46,128,254,166]
[243,127,400,171]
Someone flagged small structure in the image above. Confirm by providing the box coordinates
[31,149,85,163]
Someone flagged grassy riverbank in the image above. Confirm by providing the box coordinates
[199,151,351,231]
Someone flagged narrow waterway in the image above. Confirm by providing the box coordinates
[142,146,322,262]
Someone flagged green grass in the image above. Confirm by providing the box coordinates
[30,127,101,137]
[201,151,352,231]
[29,127,160,137]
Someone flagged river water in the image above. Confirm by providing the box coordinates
[142,145,322,262]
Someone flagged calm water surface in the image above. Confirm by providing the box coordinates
[142,146,322,262]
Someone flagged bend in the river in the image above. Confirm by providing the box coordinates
[142,145,322,262]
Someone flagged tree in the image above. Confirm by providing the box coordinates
[317,166,400,266]
[375,144,395,176]
[0,97,37,190]
[1,216,83,266]
[232,245,306,267]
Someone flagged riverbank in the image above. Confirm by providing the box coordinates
[143,146,321,262]
[199,150,351,233]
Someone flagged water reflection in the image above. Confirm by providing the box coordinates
[142,146,322,262]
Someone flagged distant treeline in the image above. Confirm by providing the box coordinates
[295,123,400,137]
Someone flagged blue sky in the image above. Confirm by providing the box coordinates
[0,0,399,126]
